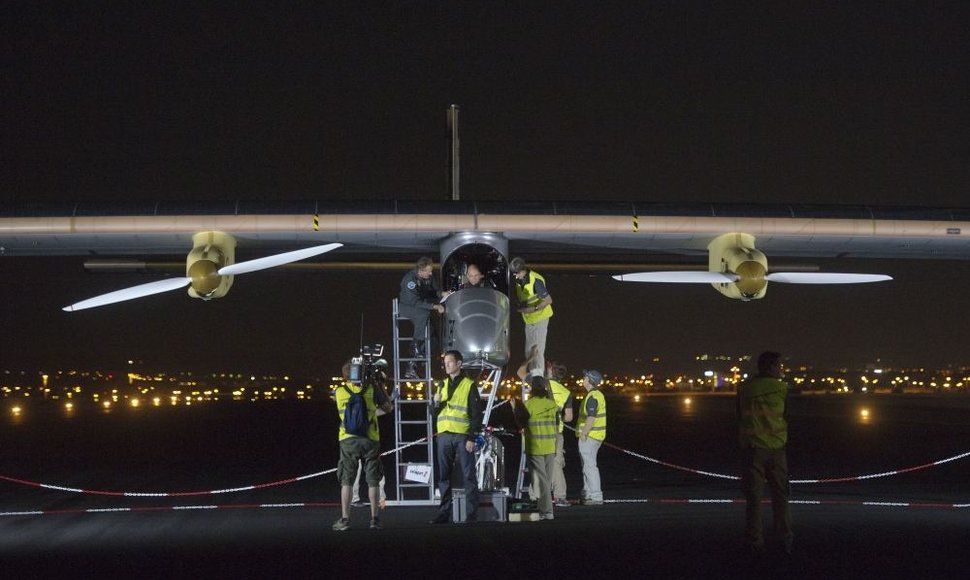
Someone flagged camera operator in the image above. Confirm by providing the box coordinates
[350,360,390,508]
[332,353,393,531]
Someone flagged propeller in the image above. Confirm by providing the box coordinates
[63,242,342,311]
[613,271,892,285]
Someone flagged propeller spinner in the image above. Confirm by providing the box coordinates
[63,233,342,311]
[613,233,891,300]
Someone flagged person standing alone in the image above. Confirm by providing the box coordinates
[737,351,793,556]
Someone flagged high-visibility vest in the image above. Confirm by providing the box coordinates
[737,376,788,449]
[549,379,571,434]
[578,389,607,441]
[335,382,380,442]
[436,376,476,435]
[524,396,560,455]
[515,271,553,325]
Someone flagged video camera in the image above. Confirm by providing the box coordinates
[348,344,387,385]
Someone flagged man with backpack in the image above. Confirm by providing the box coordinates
[333,358,393,531]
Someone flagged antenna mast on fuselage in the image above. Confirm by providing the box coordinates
[448,104,460,200]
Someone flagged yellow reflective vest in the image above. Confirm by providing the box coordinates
[436,375,476,435]
[524,396,560,455]
[549,379,571,434]
[578,389,607,441]
[737,376,788,449]
[335,382,380,442]
[515,270,553,325]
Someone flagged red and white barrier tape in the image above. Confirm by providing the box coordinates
[582,424,970,484]
[1,430,967,497]
[0,437,428,497]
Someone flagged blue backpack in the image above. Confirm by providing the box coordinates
[341,384,371,438]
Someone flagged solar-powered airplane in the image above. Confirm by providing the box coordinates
[2,200,968,365]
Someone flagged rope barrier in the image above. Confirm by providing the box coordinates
[566,423,970,485]
[0,425,967,497]
[0,436,429,498]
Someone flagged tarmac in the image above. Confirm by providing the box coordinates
[1,490,967,579]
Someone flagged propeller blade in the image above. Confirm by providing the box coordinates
[62,277,192,312]
[766,272,893,284]
[217,243,343,276]
[613,271,738,284]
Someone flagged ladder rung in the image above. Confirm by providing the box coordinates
[398,420,431,425]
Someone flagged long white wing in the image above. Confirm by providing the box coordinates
[218,243,343,276]
[62,277,192,311]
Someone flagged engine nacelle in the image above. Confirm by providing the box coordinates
[708,232,769,300]
[186,231,237,300]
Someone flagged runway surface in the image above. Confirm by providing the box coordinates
[1,491,967,579]
[2,395,967,578]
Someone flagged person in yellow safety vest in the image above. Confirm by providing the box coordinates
[510,257,553,375]
[577,369,606,505]
[428,350,484,524]
[512,375,561,520]
[737,351,793,557]
[517,347,575,507]
[349,359,389,509]
[332,358,393,532]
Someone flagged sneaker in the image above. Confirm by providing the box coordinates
[351,500,368,508]
[539,513,555,521]
[553,497,570,507]
[579,498,604,506]
[332,517,350,531]
[369,517,383,530]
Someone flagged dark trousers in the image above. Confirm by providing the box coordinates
[435,432,478,520]
[741,446,793,547]
[400,308,433,372]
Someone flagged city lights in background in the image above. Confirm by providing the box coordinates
[0,356,966,418]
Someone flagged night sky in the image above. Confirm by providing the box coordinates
[2,4,968,375]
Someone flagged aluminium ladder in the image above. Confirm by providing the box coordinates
[391,298,437,505]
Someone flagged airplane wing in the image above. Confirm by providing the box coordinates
[1,200,967,260]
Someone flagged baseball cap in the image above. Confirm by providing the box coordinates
[583,369,603,386]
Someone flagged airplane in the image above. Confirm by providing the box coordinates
[2,199,969,366]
